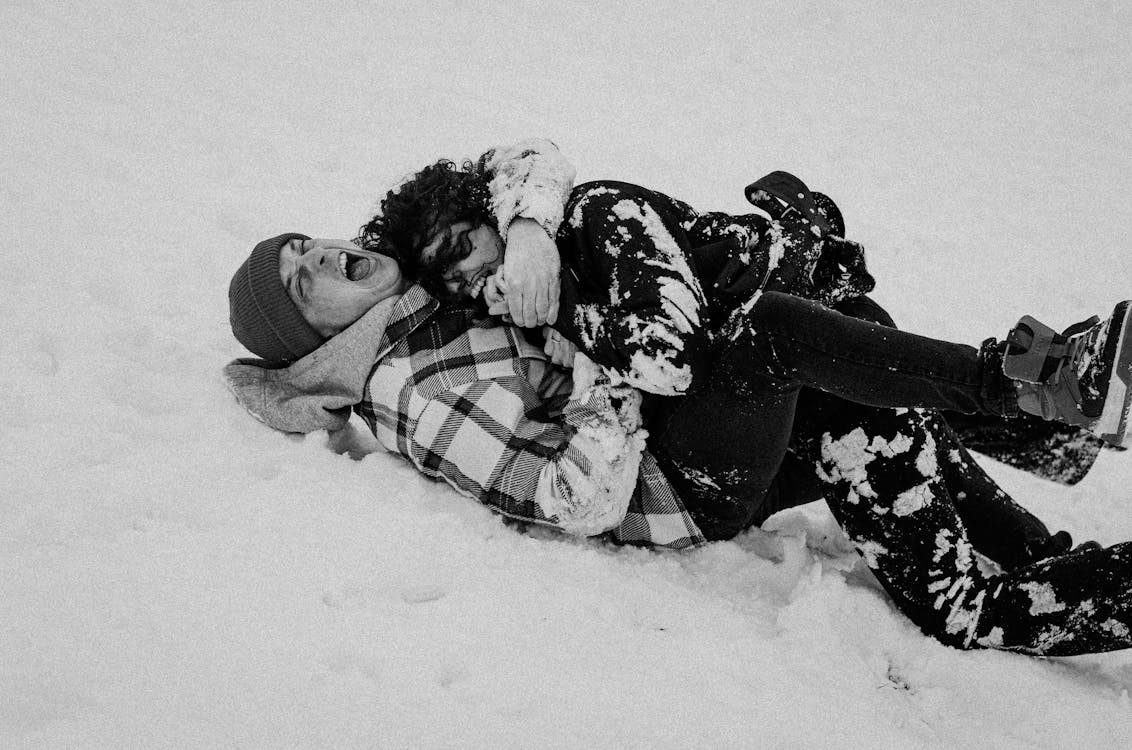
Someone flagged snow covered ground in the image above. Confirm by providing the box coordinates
[3,1,1132,747]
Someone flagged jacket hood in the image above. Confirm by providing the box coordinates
[223,295,401,433]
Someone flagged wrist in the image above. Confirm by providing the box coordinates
[508,216,554,242]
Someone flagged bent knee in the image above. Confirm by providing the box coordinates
[751,290,823,322]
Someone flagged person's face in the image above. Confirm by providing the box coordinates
[418,220,504,298]
[278,237,405,337]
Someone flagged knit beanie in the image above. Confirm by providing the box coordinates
[229,232,326,365]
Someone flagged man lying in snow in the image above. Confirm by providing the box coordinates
[226,139,1132,655]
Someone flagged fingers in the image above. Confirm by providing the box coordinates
[546,277,560,326]
[496,269,562,327]
[534,285,550,327]
[482,274,504,306]
[507,293,528,327]
[503,270,531,326]
[523,290,537,328]
[515,276,559,327]
[543,327,573,368]
[507,284,540,327]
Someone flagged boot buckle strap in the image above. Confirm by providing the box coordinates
[1004,315,1061,383]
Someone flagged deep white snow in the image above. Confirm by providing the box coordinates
[3,1,1132,747]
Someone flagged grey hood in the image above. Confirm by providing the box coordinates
[223,296,400,434]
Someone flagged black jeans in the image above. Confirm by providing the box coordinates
[648,291,1013,541]
[816,405,1132,654]
[649,292,1132,654]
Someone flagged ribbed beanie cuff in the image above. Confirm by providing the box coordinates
[229,233,326,365]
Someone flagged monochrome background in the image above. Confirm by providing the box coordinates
[3,1,1131,746]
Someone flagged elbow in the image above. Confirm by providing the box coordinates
[555,503,628,537]
[535,431,644,536]
[542,470,637,537]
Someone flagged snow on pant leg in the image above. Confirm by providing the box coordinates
[813,296,1064,566]
[648,291,1034,541]
[732,292,1015,416]
[927,411,1058,569]
[643,295,898,538]
[817,406,1132,655]
[782,392,1055,570]
[942,410,1105,486]
[789,391,1056,569]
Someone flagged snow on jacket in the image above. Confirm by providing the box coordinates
[551,179,875,396]
[480,139,576,243]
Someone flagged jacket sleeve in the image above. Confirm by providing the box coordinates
[554,183,711,396]
[402,358,645,537]
[479,138,576,241]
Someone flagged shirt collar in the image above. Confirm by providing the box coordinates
[376,284,440,357]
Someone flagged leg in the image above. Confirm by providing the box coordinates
[728,291,1015,416]
[801,297,1072,563]
[944,410,1106,485]
[815,295,1108,485]
[652,292,1061,547]
[741,291,1132,447]
[645,364,799,541]
[817,407,1132,654]
[785,392,1063,569]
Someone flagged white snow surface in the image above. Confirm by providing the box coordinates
[4,1,1132,747]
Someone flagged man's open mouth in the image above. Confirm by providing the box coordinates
[338,251,374,281]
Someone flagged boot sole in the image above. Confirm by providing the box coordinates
[1096,301,1132,446]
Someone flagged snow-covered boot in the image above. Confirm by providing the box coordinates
[1003,301,1132,446]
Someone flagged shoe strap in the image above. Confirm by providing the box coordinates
[1015,380,1092,426]
[1062,315,1100,339]
[1004,315,1064,383]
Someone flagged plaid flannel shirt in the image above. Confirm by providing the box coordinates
[355,285,706,550]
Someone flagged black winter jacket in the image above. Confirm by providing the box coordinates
[552,176,874,396]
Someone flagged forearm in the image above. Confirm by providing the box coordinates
[481,138,576,241]
[481,138,574,326]
[531,372,645,535]
[407,372,645,537]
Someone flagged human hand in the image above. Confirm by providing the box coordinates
[483,273,512,322]
[501,217,560,327]
[542,326,578,369]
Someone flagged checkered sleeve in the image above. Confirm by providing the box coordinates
[479,138,576,242]
[405,367,644,537]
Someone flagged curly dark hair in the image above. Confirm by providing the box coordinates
[355,158,494,298]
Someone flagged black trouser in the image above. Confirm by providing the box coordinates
[813,405,1132,654]
[648,291,1014,541]
[648,292,1132,654]
[650,294,1055,568]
